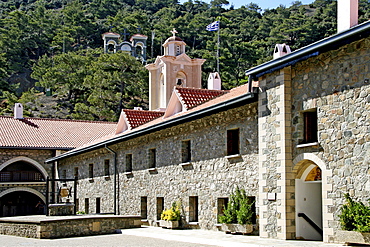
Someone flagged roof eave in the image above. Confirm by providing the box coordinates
[0,146,73,151]
[45,92,257,163]
[246,21,370,78]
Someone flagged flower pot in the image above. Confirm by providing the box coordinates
[159,220,179,229]
[337,230,370,245]
[221,223,253,235]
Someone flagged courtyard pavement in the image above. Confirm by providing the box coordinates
[0,226,345,247]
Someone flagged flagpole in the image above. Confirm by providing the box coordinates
[217,22,220,73]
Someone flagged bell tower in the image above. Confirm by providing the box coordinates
[145,29,205,110]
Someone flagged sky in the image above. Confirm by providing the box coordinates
[179,0,314,10]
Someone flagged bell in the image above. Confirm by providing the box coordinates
[60,184,69,198]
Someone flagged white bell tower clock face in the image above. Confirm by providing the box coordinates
[121,44,131,51]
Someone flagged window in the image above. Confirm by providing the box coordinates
[303,110,318,143]
[96,197,101,214]
[126,154,133,172]
[141,197,148,219]
[189,196,198,222]
[217,198,229,223]
[148,148,156,169]
[61,170,67,179]
[181,140,191,163]
[74,167,79,178]
[85,198,89,214]
[156,197,164,220]
[227,129,240,155]
[88,164,94,179]
[104,159,110,176]
[75,198,79,211]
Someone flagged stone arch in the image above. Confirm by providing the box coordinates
[293,153,333,243]
[293,153,327,175]
[0,156,48,179]
[0,187,46,203]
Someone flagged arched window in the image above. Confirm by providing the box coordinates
[176,72,187,87]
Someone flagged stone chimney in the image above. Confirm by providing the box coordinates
[14,103,24,119]
[207,72,221,90]
[273,44,291,59]
[337,0,358,33]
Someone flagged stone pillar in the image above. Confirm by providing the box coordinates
[258,67,294,239]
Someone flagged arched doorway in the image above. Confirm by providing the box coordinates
[0,189,45,217]
[295,162,323,241]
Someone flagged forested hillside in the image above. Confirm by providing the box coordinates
[0,0,369,121]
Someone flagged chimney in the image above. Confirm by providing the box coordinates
[14,103,24,119]
[273,44,291,59]
[208,72,221,90]
[337,0,358,33]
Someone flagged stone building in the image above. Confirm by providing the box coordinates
[102,32,148,63]
[0,105,116,216]
[47,1,369,244]
[47,30,259,228]
[245,1,370,242]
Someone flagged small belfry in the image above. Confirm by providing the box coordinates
[145,29,206,111]
[102,29,148,63]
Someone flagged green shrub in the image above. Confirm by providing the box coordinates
[339,193,370,232]
[219,187,254,225]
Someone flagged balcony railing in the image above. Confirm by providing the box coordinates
[0,171,44,182]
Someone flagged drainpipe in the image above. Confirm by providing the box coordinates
[248,75,253,93]
[104,145,118,215]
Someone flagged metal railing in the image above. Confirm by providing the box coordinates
[0,171,44,182]
[298,212,323,236]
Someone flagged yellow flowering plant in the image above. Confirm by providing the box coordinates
[161,202,181,221]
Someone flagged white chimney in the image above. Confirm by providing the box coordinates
[337,0,358,33]
[273,44,291,59]
[14,103,24,119]
[208,72,221,90]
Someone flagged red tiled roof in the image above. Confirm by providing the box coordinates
[175,87,228,109]
[47,84,253,160]
[123,109,164,129]
[0,117,117,149]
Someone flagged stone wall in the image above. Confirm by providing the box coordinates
[257,36,370,242]
[0,222,38,238]
[59,102,259,230]
[0,215,141,239]
[291,37,370,242]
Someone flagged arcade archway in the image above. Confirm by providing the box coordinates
[0,188,45,216]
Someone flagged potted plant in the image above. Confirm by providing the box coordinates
[219,187,254,234]
[160,202,181,229]
[337,193,370,244]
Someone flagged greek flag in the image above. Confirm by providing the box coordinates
[206,21,219,31]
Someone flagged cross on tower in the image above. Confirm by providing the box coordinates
[171,28,178,37]
[121,29,130,41]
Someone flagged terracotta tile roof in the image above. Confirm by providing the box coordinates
[123,109,164,129]
[0,117,117,149]
[46,84,254,162]
[175,87,228,109]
